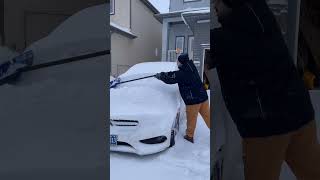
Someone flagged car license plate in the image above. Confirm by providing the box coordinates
[110,135,118,146]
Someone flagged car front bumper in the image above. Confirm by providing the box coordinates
[110,129,172,155]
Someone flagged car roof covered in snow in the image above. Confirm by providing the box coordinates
[120,62,178,78]
[26,3,109,65]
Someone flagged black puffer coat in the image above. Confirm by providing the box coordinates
[209,1,315,138]
[159,60,208,105]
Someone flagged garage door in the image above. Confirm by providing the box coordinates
[25,12,70,48]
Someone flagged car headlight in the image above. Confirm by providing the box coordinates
[140,136,167,144]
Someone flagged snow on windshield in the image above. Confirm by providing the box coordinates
[111,84,178,118]
[111,62,180,118]
[118,62,178,82]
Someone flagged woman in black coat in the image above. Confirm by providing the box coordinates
[210,0,320,179]
[155,54,210,143]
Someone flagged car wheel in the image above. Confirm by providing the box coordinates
[169,130,175,147]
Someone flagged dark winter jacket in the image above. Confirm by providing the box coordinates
[159,60,208,105]
[209,1,315,138]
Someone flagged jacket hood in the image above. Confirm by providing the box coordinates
[178,60,195,73]
[178,53,190,64]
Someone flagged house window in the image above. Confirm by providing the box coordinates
[175,36,185,53]
[110,0,115,15]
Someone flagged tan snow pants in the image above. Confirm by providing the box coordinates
[185,100,210,137]
[242,120,320,180]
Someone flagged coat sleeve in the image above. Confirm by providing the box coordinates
[160,71,185,84]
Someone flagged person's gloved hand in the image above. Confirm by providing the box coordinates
[155,72,165,80]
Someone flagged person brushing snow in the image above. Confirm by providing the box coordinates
[155,53,210,143]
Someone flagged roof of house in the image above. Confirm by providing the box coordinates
[181,8,210,16]
[180,8,211,32]
[154,7,209,23]
[140,0,160,14]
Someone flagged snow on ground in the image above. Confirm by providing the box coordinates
[110,91,210,180]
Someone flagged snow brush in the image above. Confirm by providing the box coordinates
[0,49,110,86]
[110,74,156,88]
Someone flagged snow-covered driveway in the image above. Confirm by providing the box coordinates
[110,92,210,180]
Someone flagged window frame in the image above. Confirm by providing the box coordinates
[175,36,185,53]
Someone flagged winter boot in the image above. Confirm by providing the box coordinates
[184,135,194,143]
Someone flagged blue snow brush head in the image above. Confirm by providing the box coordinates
[178,53,189,64]
[110,77,121,88]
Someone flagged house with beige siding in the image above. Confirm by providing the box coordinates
[110,0,162,76]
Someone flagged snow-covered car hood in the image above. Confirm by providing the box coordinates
[110,62,181,129]
[110,77,180,129]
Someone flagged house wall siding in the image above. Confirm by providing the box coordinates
[111,0,162,76]
[110,0,130,29]
[192,22,210,72]
[170,0,209,12]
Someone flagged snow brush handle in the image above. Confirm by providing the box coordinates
[110,74,156,88]
[20,50,110,72]
[118,75,156,84]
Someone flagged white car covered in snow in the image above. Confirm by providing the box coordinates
[110,62,184,155]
